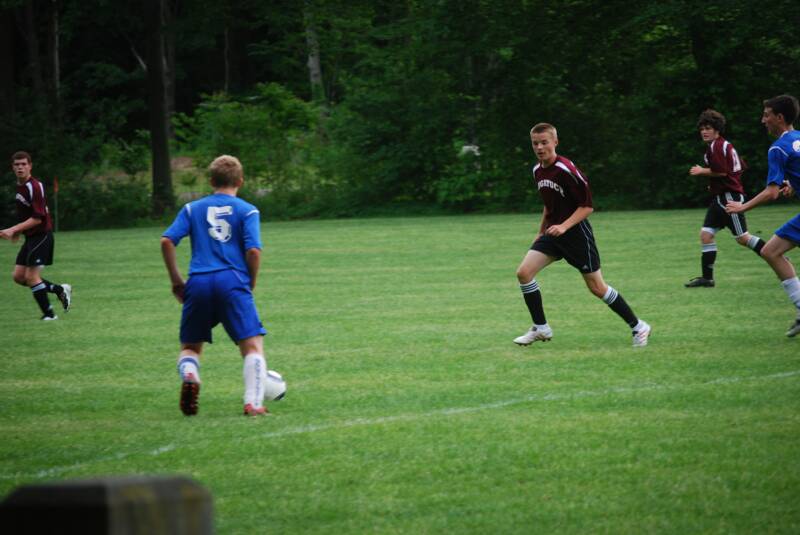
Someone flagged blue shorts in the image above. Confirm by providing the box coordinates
[180,270,267,344]
[776,213,800,246]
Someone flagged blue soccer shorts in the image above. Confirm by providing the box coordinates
[776,213,800,246]
[180,270,267,344]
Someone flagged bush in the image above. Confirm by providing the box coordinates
[56,177,151,230]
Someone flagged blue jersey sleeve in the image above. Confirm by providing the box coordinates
[163,204,192,245]
[242,207,261,251]
[766,145,788,186]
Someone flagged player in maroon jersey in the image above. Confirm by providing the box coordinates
[685,109,766,287]
[1,151,71,320]
[514,123,651,347]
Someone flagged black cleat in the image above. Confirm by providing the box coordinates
[180,373,200,416]
[685,277,715,288]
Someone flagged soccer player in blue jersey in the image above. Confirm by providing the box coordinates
[726,95,800,337]
[514,123,651,347]
[161,155,271,416]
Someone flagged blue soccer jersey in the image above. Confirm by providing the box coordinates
[767,130,800,198]
[163,193,262,280]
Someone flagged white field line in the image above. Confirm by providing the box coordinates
[2,370,799,481]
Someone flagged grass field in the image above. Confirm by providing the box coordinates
[1,206,799,533]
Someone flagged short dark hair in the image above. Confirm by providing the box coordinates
[763,94,799,125]
[11,151,31,164]
[696,109,725,133]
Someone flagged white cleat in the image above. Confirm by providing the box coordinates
[58,283,72,312]
[513,325,553,345]
[787,319,800,338]
[632,320,651,347]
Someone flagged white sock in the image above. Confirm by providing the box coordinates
[781,277,800,309]
[243,353,268,408]
[177,355,200,383]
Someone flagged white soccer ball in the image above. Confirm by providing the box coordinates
[264,370,286,401]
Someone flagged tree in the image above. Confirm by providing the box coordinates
[145,0,173,216]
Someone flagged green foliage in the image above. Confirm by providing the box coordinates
[173,83,330,218]
[56,177,151,230]
[5,0,800,226]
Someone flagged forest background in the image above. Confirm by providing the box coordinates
[1,0,798,229]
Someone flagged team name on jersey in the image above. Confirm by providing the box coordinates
[537,179,565,197]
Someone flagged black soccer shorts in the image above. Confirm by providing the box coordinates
[703,193,749,237]
[531,220,601,274]
[15,232,54,267]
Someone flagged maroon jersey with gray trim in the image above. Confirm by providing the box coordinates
[15,177,53,235]
[533,155,593,226]
[703,136,745,195]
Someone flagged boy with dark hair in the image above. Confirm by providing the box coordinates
[727,95,800,337]
[514,123,651,347]
[685,109,766,287]
[1,151,71,319]
[161,155,273,416]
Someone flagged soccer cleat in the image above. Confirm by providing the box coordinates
[513,325,553,345]
[684,277,715,288]
[787,319,800,338]
[180,373,201,416]
[243,403,270,417]
[57,284,72,312]
[632,321,652,347]
[41,314,58,321]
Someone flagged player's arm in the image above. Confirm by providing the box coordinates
[689,165,725,177]
[725,184,781,214]
[245,248,260,290]
[160,237,185,303]
[0,216,42,240]
[534,207,550,240]
[545,206,593,237]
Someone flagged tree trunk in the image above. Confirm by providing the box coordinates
[0,9,15,117]
[22,0,44,99]
[45,0,60,119]
[146,0,174,217]
[304,2,326,105]
[163,0,176,137]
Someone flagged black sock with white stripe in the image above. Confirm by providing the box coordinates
[746,235,766,256]
[520,279,547,325]
[602,286,638,328]
[31,282,55,317]
[41,279,63,295]
[701,243,717,280]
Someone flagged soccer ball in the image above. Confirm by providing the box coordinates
[264,370,286,401]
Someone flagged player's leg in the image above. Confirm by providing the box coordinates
[760,224,800,336]
[216,270,269,415]
[728,196,766,257]
[178,343,203,416]
[177,274,214,416]
[582,269,651,347]
[24,265,58,320]
[238,335,270,416]
[514,248,556,345]
[687,201,723,287]
[33,232,71,311]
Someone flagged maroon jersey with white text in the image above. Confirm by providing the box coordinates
[15,177,53,235]
[703,136,745,195]
[533,155,593,227]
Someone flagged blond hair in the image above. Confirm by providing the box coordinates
[208,155,244,188]
[530,123,558,138]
